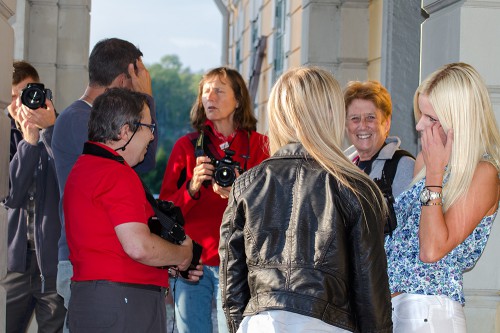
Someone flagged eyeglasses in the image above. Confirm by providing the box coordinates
[134,122,156,134]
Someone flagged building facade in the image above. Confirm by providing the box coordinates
[2,0,500,332]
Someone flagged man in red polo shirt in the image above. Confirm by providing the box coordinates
[64,88,201,332]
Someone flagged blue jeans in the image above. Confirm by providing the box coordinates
[170,265,228,333]
[56,260,73,333]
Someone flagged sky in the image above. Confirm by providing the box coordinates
[90,0,223,73]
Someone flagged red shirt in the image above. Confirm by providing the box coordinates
[159,128,269,266]
[64,143,169,287]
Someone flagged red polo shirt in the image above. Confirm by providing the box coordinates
[64,142,169,287]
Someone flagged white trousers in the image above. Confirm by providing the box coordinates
[392,293,466,333]
[237,310,351,333]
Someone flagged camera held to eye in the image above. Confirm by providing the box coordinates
[211,149,243,187]
[21,83,53,109]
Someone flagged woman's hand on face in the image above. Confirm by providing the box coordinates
[421,122,453,177]
[189,156,214,196]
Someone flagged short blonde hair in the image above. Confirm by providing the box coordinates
[344,80,392,121]
[414,62,500,211]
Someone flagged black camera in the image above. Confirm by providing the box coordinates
[212,149,243,187]
[148,199,203,279]
[21,83,52,109]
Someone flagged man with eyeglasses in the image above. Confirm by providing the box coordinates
[52,38,158,332]
[63,88,201,333]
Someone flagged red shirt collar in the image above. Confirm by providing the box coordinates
[204,120,238,143]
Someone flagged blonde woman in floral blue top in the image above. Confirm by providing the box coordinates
[385,63,500,332]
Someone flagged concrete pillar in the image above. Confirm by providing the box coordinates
[25,0,59,102]
[14,0,90,111]
[421,0,500,331]
[55,0,90,111]
[301,0,370,87]
[0,1,16,331]
[380,0,423,156]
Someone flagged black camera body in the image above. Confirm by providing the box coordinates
[21,83,52,109]
[211,149,243,187]
[148,200,186,245]
[148,199,203,279]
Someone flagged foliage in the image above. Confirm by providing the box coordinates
[140,55,203,194]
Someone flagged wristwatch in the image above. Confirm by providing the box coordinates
[420,187,442,205]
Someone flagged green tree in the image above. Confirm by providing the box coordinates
[141,55,202,194]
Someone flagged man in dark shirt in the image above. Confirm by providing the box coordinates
[1,61,65,332]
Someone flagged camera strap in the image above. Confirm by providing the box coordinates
[142,185,186,245]
[82,142,186,244]
[194,129,251,171]
[193,130,220,160]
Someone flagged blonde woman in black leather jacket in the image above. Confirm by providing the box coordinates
[219,66,393,333]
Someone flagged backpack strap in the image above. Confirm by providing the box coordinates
[381,149,414,186]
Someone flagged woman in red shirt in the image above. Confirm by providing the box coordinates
[159,67,269,333]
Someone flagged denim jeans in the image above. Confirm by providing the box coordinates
[56,260,73,333]
[170,265,228,333]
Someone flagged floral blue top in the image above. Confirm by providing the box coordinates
[385,178,497,304]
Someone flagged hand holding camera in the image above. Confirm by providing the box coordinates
[17,88,56,145]
[189,149,243,198]
[147,199,203,279]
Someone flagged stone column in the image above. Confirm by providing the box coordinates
[301,0,370,86]
[25,0,59,101]
[421,1,500,331]
[19,0,90,111]
[55,0,90,111]
[0,1,16,331]
[380,0,423,156]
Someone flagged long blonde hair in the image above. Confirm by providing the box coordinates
[268,66,386,217]
[414,62,500,211]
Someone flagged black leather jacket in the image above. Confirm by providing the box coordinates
[219,143,392,333]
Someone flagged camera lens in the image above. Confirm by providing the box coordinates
[214,166,236,187]
[21,83,47,109]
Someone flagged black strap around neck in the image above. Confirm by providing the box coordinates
[83,142,182,240]
[82,142,126,164]
[195,129,251,171]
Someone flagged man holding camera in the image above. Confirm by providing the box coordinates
[63,88,201,332]
[1,61,66,332]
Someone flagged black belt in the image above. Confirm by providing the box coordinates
[74,280,167,293]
